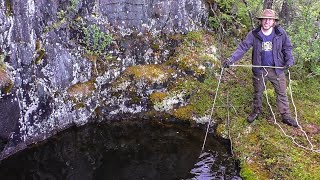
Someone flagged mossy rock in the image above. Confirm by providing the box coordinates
[166,31,219,77]
[123,64,175,84]
[172,105,194,121]
[67,80,96,100]
[0,68,13,94]
[149,91,168,105]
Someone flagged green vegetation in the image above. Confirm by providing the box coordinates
[82,24,113,56]
[206,0,258,39]
[41,0,318,177]
[286,0,320,77]
[156,0,320,178]
[131,27,319,179]
[202,0,320,177]
[206,0,320,77]
[212,63,320,179]
[167,31,218,77]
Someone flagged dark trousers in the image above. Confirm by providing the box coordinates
[252,68,291,117]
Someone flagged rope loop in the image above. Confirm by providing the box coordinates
[201,65,320,154]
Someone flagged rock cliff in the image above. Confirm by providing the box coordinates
[0,0,209,158]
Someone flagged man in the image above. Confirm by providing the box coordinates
[223,9,298,127]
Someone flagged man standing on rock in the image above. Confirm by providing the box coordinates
[222,9,298,127]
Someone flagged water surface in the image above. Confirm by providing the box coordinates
[0,120,241,179]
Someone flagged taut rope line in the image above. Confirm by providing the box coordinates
[201,68,224,151]
[230,64,285,69]
[201,64,320,153]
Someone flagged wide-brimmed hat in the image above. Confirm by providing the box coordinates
[257,9,278,20]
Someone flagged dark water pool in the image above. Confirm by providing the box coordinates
[0,120,241,180]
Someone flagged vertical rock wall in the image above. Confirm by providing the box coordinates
[0,0,208,158]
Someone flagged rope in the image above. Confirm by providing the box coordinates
[261,68,320,153]
[230,64,285,69]
[288,70,314,149]
[201,64,320,154]
[201,68,224,151]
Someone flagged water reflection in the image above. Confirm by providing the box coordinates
[0,120,241,180]
[190,151,215,179]
[188,151,241,180]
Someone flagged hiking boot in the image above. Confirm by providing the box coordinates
[247,112,260,123]
[282,117,298,127]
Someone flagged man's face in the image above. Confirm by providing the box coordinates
[261,18,275,30]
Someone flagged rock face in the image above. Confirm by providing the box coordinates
[0,0,208,158]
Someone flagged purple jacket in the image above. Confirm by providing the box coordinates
[229,25,294,75]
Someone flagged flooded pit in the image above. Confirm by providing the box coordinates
[0,120,241,180]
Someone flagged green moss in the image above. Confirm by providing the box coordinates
[185,31,206,46]
[150,41,160,51]
[240,162,263,180]
[129,92,141,105]
[70,0,79,12]
[220,67,320,179]
[167,31,218,77]
[216,123,228,139]
[0,55,13,94]
[44,18,66,33]
[35,49,46,65]
[146,24,320,180]
[150,92,168,104]
[124,64,174,83]
[33,40,46,65]
[1,80,13,94]
[172,105,193,121]
[240,164,257,180]
[5,0,13,16]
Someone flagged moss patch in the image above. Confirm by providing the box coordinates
[0,55,13,94]
[150,91,168,104]
[215,66,320,179]
[173,105,194,121]
[167,31,218,77]
[124,64,174,84]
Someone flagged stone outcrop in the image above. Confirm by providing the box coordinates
[0,0,208,159]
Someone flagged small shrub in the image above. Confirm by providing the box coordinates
[83,24,113,55]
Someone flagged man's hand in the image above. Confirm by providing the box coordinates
[284,64,291,70]
[222,59,231,68]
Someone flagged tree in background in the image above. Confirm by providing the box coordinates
[284,0,320,77]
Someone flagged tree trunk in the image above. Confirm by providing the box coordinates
[279,0,292,25]
[263,0,273,9]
